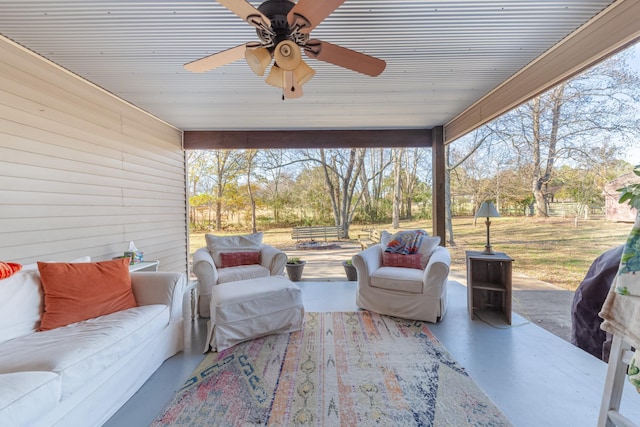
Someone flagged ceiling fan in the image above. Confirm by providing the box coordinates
[184,0,386,99]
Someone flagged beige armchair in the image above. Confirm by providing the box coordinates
[352,243,451,323]
[192,233,287,317]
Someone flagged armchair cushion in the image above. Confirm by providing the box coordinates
[205,232,263,268]
[371,267,424,293]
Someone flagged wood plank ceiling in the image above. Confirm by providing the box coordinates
[1,0,640,149]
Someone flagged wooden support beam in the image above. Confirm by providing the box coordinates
[183,129,431,150]
[431,126,446,246]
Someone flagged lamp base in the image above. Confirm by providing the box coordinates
[482,245,495,255]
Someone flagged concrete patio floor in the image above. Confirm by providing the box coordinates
[284,241,575,343]
[107,240,634,427]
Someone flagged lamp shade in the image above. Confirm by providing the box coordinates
[274,40,301,71]
[265,64,285,88]
[294,60,315,85]
[476,201,500,218]
[245,46,271,76]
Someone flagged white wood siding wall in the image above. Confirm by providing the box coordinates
[0,36,188,273]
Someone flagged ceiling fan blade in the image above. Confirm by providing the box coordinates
[217,0,271,29]
[287,0,346,33]
[184,44,247,73]
[304,39,386,77]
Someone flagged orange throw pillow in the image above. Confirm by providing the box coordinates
[37,258,137,331]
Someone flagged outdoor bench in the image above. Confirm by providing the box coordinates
[358,229,382,250]
[291,226,340,241]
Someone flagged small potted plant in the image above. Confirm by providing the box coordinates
[342,259,357,281]
[286,257,306,282]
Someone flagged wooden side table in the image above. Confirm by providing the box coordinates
[466,251,513,324]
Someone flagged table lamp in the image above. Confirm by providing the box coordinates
[476,201,501,255]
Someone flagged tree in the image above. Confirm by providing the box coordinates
[246,149,258,233]
[489,52,640,216]
[401,147,429,220]
[210,150,245,230]
[392,148,403,228]
[297,148,369,238]
[497,166,534,215]
[358,148,392,223]
[187,150,217,228]
[445,127,495,245]
[258,149,289,225]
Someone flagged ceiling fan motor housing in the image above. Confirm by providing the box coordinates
[256,0,306,48]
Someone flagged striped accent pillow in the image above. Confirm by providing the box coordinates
[220,251,260,268]
[0,262,22,280]
[382,253,422,270]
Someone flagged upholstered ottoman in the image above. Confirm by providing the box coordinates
[204,276,304,351]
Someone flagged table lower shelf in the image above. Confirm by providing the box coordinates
[472,281,507,292]
[469,286,511,325]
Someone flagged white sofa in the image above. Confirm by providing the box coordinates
[0,265,186,427]
[193,233,287,317]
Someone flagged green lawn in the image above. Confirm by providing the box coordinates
[443,216,630,290]
[190,216,632,291]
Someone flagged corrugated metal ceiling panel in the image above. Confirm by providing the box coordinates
[0,0,615,130]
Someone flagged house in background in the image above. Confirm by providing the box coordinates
[1,1,640,275]
[604,173,640,222]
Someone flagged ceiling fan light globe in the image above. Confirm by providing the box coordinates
[274,40,302,71]
[294,60,315,85]
[265,64,285,88]
[245,47,271,76]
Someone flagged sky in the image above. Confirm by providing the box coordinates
[625,43,640,164]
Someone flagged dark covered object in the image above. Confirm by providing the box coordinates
[571,245,623,360]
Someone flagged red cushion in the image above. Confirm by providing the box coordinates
[382,253,423,270]
[220,251,260,268]
[37,258,137,331]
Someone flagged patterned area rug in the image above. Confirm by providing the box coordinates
[152,312,512,426]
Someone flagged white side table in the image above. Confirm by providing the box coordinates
[128,260,160,272]
[183,280,199,321]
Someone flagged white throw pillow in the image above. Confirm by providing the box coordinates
[419,236,441,268]
[0,270,43,344]
[380,231,393,248]
[22,256,91,271]
[206,232,263,268]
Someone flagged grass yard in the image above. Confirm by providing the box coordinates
[190,216,633,291]
[442,216,631,290]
